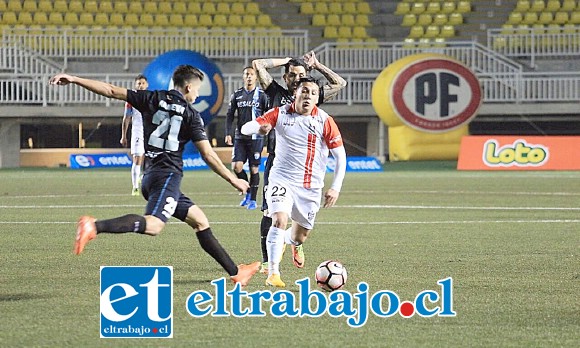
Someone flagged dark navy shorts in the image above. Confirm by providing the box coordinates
[141,171,194,223]
[261,153,275,212]
[232,137,263,167]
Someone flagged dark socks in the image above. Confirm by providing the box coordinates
[260,215,272,263]
[235,170,248,182]
[196,228,238,276]
[95,214,146,234]
[250,172,260,201]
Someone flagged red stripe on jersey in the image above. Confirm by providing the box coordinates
[257,106,279,127]
[303,133,316,188]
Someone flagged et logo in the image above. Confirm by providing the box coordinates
[372,54,482,133]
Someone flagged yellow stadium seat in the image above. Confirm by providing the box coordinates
[213,14,228,27]
[173,2,186,14]
[561,0,576,12]
[395,2,411,15]
[530,0,546,12]
[113,2,129,14]
[545,0,560,12]
[312,14,326,26]
[538,11,553,25]
[355,14,370,26]
[570,11,580,24]
[128,2,143,14]
[448,13,463,25]
[426,2,441,14]
[418,38,432,48]
[353,26,368,39]
[327,14,341,26]
[457,1,472,13]
[109,13,124,27]
[23,0,37,12]
[257,15,273,27]
[7,0,21,12]
[441,1,456,15]
[411,2,426,15]
[314,3,329,14]
[242,14,256,27]
[228,14,242,27]
[516,0,531,12]
[553,11,569,25]
[300,3,314,15]
[38,1,53,13]
[188,2,202,14]
[433,14,448,26]
[433,37,447,48]
[99,1,114,13]
[328,2,342,14]
[408,25,424,39]
[231,2,245,15]
[1,11,18,25]
[168,14,184,27]
[424,25,440,38]
[402,14,417,27]
[343,2,357,15]
[403,38,416,48]
[357,2,372,15]
[154,14,170,27]
[493,36,507,50]
[48,12,64,26]
[342,14,355,27]
[440,25,455,38]
[68,1,83,13]
[323,26,338,38]
[198,14,213,26]
[94,13,109,26]
[184,14,198,26]
[202,3,217,15]
[216,3,230,14]
[144,1,158,14]
[418,13,433,26]
[64,13,79,26]
[79,13,94,26]
[18,12,34,26]
[507,12,523,25]
[140,14,154,27]
[523,12,539,25]
[84,1,98,13]
[159,2,173,15]
[247,3,261,15]
[337,26,352,39]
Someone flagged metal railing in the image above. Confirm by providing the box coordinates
[1,26,309,70]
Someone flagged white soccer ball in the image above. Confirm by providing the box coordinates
[315,260,347,291]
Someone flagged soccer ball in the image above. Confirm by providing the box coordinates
[315,260,347,291]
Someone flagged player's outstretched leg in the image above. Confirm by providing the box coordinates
[74,216,97,255]
[231,262,261,287]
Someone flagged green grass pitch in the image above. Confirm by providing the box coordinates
[0,162,578,347]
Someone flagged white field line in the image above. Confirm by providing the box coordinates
[1,220,579,225]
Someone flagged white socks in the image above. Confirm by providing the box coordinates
[266,227,285,275]
[131,163,141,189]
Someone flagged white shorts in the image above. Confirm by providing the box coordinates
[266,179,321,230]
[131,134,144,156]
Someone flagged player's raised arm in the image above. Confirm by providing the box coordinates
[252,57,292,90]
[302,51,347,102]
[49,73,128,101]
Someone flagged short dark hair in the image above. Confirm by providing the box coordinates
[298,76,321,89]
[135,74,147,81]
[242,66,254,72]
[285,58,307,74]
[172,65,204,89]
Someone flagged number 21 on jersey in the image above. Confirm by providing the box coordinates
[149,110,183,151]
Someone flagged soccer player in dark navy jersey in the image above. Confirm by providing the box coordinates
[252,51,347,274]
[49,65,260,286]
[225,66,269,210]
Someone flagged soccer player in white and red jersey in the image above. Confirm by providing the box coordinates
[242,77,347,288]
[120,74,148,196]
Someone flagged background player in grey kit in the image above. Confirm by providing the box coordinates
[225,66,269,210]
[49,65,260,287]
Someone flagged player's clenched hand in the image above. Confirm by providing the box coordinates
[302,51,319,71]
[49,73,75,85]
[231,178,250,194]
[259,123,272,135]
[323,189,340,208]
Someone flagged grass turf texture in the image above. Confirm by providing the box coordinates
[0,163,578,347]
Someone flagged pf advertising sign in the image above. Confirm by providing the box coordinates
[372,53,482,133]
[457,136,580,170]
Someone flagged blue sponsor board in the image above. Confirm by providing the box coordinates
[327,156,383,172]
[100,266,173,338]
[70,153,132,169]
